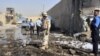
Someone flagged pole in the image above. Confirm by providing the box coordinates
[43,0,46,12]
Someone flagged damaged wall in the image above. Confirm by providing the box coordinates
[48,0,82,35]
[0,8,17,26]
[0,13,7,26]
[47,0,100,35]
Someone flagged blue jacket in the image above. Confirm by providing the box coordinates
[91,16,100,29]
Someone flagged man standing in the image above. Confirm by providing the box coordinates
[25,18,30,31]
[91,9,100,56]
[29,19,34,35]
[42,14,51,35]
[41,12,51,50]
[36,18,42,36]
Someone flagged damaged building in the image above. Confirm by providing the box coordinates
[47,0,100,35]
[0,8,16,26]
[5,8,15,24]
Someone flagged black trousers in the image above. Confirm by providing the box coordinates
[91,29,99,55]
[37,26,41,36]
[30,26,34,34]
[93,41,98,56]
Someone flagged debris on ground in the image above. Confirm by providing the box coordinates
[0,25,98,56]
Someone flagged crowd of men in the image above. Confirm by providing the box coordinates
[21,12,51,50]
[21,12,51,36]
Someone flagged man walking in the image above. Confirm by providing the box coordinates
[91,9,100,56]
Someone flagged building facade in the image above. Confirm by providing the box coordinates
[48,0,100,35]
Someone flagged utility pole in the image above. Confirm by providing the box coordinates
[43,0,46,12]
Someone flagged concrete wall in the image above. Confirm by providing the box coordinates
[0,13,6,26]
[0,12,17,26]
[48,0,81,34]
[48,0,100,35]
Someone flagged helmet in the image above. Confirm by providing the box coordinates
[42,12,48,16]
[94,8,100,11]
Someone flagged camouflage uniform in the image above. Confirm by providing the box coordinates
[41,18,51,50]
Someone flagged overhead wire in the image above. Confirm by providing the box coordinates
[42,0,46,12]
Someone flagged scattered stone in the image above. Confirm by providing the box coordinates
[0,26,97,56]
[90,53,94,56]
[69,49,76,55]
[3,45,8,48]
[5,52,12,56]
[72,55,80,56]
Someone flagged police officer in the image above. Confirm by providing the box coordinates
[91,9,100,56]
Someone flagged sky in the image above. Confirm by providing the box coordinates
[0,0,60,17]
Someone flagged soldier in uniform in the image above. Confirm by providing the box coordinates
[41,12,51,50]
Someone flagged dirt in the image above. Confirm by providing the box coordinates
[0,27,96,56]
[0,38,96,56]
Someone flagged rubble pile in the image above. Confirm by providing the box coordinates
[0,41,95,56]
[0,26,99,56]
[49,33,99,56]
[0,44,63,56]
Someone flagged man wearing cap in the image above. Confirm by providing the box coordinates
[90,9,100,56]
[41,12,51,50]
